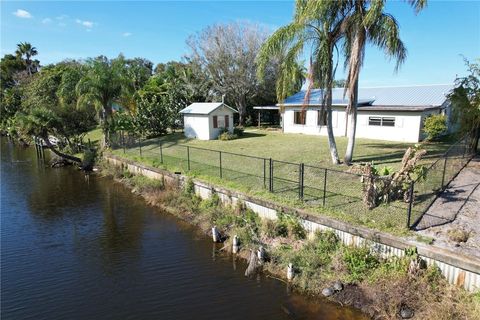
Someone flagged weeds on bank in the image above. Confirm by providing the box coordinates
[100,163,480,320]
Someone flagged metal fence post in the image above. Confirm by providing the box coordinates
[441,155,448,189]
[323,168,328,206]
[407,181,415,228]
[159,140,163,163]
[219,151,223,178]
[187,146,191,171]
[298,163,304,200]
[263,158,266,188]
[269,158,273,192]
[139,139,142,157]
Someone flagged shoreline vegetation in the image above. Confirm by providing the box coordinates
[99,160,479,320]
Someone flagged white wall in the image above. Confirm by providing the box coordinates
[208,106,235,140]
[283,107,346,136]
[355,111,423,142]
[283,107,425,142]
[183,115,210,140]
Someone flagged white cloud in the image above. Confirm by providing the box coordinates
[13,9,32,19]
[122,32,132,37]
[42,18,52,24]
[76,19,94,29]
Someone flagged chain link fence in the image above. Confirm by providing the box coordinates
[111,132,476,230]
[408,135,476,229]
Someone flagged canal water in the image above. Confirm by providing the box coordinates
[0,138,365,320]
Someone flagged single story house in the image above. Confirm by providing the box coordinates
[278,84,454,142]
[179,102,238,140]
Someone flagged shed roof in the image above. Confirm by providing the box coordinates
[279,84,454,111]
[179,102,238,115]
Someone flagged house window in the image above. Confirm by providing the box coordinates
[317,110,327,126]
[368,116,395,127]
[213,116,218,128]
[294,111,306,125]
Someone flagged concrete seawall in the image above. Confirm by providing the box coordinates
[104,153,480,292]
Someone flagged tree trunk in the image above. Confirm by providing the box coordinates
[325,56,340,165]
[237,95,247,126]
[344,80,359,165]
[42,135,82,163]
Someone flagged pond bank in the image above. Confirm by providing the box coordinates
[101,154,480,319]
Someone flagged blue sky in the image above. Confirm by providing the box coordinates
[1,1,479,87]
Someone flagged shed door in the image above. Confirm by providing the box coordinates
[224,115,229,128]
[213,116,218,128]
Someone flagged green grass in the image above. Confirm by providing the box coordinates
[84,127,103,145]
[108,128,456,236]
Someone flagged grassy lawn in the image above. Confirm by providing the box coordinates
[108,128,455,236]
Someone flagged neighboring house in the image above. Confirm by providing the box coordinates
[279,84,454,142]
[179,102,238,140]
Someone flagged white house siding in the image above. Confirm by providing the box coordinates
[184,115,210,140]
[283,107,426,142]
[208,106,235,140]
[283,107,346,136]
[356,111,422,142]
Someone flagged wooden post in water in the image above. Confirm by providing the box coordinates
[212,226,219,243]
[257,246,265,264]
[287,263,294,281]
[232,235,239,254]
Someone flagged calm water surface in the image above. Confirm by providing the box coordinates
[1,138,365,320]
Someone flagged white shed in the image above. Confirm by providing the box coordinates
[179,102,238,140]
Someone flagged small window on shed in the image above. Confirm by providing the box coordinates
[368,117,382,126]
[382,117,395,127]
[294,111,306,125]
[213,115,218,128]
[317,110,327,126]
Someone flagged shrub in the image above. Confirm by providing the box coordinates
[342,246,379,283]
[423,114,447,140]
[218,131,237,141]
[233,126,245,137]
[274,211,306,240]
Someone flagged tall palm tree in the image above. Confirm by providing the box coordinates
[343,0,427,164]
[15,42,38,75]
[75,56,125,146]
[257,0,349,164]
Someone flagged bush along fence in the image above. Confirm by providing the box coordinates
[110,133,475,231]
[408,135,476,229]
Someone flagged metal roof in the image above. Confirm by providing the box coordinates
[280,84,454,109]
[179,102,238,115]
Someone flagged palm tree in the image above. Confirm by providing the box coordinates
[257,0,349,164]
[343,0,427,165]
[15,42,38,75]
[75,56,125,146]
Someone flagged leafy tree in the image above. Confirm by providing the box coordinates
[118,57,154,113]
[449,59,480,150]
[15,42,39,75]
[76,55,125,145]
[20,61,96,150]
[16,107,82,163]
[257,1,350,164]
[188,22,274,125]
[423,114,447,140]
[0,54,26,89]
[342,0,426,164]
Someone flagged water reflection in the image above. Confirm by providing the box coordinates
[1,138,366,320]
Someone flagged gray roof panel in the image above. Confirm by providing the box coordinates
[280,84,454,108]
